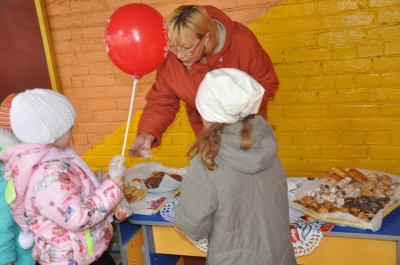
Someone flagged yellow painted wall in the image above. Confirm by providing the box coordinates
[248,0,400,176]
[42,0,400,177]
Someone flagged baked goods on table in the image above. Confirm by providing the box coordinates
[145,171,165,189]
[122,163,186,215]
[144,171,182,189]
[124,178,149,203]
[123,171,183,203]
[293,167,400,223]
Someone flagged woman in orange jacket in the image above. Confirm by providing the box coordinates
[129,5,279,157]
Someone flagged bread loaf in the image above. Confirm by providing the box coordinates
[348,168,367,183]
[331,167,348,178]
[326,172,343,182]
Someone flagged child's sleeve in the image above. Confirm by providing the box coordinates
[173,158,217,240]
[33,164,123,232]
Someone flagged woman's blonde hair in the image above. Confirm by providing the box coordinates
[188,117,253,171]
[167,5,219,56]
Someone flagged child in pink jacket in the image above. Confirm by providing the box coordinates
[0,89,124,265]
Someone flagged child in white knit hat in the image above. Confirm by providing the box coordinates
[0,88,124,265]
[174,68,296,265]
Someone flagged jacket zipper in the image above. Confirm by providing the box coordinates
[85,229,93,256]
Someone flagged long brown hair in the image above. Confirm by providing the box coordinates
[188,116,253,171]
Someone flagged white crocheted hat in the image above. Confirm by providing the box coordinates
[10,88,76,144]
[196,68,265,124]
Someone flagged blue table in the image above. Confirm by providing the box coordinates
[115,192,400,265]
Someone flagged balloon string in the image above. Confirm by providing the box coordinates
[121,77,138,156]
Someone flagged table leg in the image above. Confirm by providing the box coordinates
[141,225,153,265]
[115,221,142,265]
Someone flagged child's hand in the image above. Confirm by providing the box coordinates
[112,177,125,192]
[101,172,110,182]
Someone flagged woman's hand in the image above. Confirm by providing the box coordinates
[128,133,155,157]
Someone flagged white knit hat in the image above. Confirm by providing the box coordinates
[10,88,76,144]
[196,68,265,124]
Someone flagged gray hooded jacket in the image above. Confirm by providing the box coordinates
[174,116,297,265]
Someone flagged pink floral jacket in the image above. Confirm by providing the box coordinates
[0,143,123,265]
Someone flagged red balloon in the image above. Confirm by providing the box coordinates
[104,4,169,78]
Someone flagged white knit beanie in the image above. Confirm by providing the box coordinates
[196,68,265,124]
[10,88,76,144]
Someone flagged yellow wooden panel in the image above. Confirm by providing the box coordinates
[34,0,61,92]
[296,236,396,265]
[152,226,396,265]
[153,226,206,257]
[126,228,144,265]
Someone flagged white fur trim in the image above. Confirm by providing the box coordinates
[18,231,35,249]
[0,126,20,146]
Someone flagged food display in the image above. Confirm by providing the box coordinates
[123,162,186,215]
[291,167,400,230]
[122,171,183,204]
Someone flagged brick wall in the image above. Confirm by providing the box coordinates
[250,0,400,176]
[43,0,400,176]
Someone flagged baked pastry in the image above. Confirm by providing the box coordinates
[131,178,142,189]
[390,182,400,190]
[376,182,389,191]
[346,188,361,198]
[379,175,391,182]
[145,171,165,189]
[133,189,149,202]
[128,189,148,203]
[318,206,329,213]
[367,173,379,180]
[336,177,352,190]
[144,171,182,189]
[331,167,348,178]
[324,179,337,189]
[169,173,182,182]
[123,185,149,203]
[361,190,374,196]
[326,172,343,182]
[386,190,395,197]
[347,168,367,183]
[368,178,379,185]
[361,181,375,191]
[341,184,355,195]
